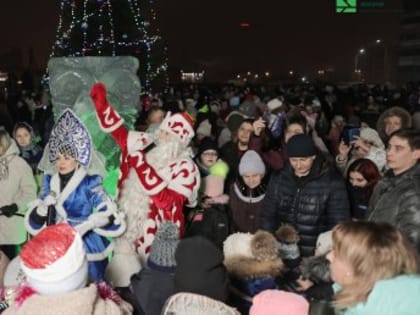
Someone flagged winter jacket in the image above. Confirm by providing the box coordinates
[367,163,420,253]
[3,283,133,315]
[228,178,266,233]
[0,140,36,245]
[335,274,420,315]
[260,156,350,256]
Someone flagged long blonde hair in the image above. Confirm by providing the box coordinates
[0,127,11,156]
[332,221,419,309]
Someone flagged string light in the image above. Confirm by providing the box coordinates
[46,0,169,93]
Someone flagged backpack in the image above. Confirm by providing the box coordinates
[184,204,229,249]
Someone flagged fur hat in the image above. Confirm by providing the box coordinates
[223,231,283,280]
[266,98,283,112]
[159,111,195,145]
[147,221,179,272]
[20,223,88,296]
[250,290,309,315]
[239,150,266,176]
[275,224,300,260]
[286,134,316,157]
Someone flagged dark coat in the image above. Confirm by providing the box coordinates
[260,156,350,256]
[228,179,266,233]
[130,268,175,315]
[367,163,420,253]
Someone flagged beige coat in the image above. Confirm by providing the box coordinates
[0,140,36,244]
[3,284,133,315]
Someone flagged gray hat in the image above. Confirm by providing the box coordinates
[147,221,179,272]
[239,150,266,176]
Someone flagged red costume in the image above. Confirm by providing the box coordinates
[90,83,200,286]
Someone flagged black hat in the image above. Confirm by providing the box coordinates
[286,134,316,157]
[198,137,218,156]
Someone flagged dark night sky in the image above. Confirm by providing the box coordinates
[0,0,404,81]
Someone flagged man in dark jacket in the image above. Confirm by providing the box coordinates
[367,129,420,253]
[260,134,350,257]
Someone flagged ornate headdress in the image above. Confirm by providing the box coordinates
[48,109,92,166]
[38,109,105,176]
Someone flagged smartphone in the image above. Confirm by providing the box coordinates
[342,127,360,145]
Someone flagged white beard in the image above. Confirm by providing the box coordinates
[147,135,192,170]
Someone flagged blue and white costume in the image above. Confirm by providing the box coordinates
[25,109,125,281]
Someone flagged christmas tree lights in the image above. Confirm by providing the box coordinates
[49,0,168,93]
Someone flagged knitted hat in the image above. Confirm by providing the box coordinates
[250,290,309,315]
[360,127,384,149]
[147,221,179,272]
[20,223,88,296]
[198,137,218,156]
[196,119,212,138]
[175,236,229,302]
[204,160,229,198]
[239,150,266,176]
[266,98,283,112]
[159,111,195,145]
[286,134,316,157]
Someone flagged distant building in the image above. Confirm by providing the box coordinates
[398,1,420,82]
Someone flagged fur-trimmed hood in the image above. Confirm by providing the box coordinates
[224,256,283,280]
[376,106,412,141]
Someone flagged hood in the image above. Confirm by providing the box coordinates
[2,139,19,158]
[376,107,412,141]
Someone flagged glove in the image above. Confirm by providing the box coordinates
[88,212,110,228]
[43,194,57,207]
[36,204,48,217]
[0,203,18,217]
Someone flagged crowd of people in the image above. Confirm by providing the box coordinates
[1,78,420,315]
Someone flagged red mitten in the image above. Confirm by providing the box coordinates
[90,82,124,132]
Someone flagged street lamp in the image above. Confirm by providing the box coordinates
[354,48,365,73]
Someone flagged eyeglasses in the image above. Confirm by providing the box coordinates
[202,151,218,157]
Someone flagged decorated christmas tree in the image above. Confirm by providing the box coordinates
[50,0,168,93]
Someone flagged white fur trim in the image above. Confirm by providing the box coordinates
[24,199,44,236]
[234,183,265,203]
[21,231,86,283]
[27,260,88,296]
[86,241,114,261]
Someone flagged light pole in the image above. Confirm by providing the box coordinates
[354,48,365,73]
